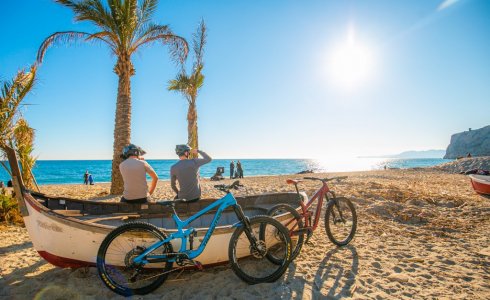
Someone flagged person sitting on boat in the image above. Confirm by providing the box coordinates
[171,144,212,202]
[119,144,158,204]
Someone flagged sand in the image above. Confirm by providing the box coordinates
[1,169,489,299]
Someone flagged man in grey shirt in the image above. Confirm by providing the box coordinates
[171,144,212,201]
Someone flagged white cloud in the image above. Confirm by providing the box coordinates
[438,0,460,11]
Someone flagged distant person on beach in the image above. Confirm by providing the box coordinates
[237,160,244,178]
[171,144,212,202]
[119,144,158,204]
[230,161,235,179]
[83,170,89,185]
[88,174,94,185]
[467,153,472,158]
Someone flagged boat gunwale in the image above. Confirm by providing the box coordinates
[24,191,300,235]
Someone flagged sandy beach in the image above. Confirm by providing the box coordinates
[1,169,489,299]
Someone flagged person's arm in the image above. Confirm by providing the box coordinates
[148,168,158,195]
[170,168,179,196]
[143,161,158,195]
[193,149,212,167]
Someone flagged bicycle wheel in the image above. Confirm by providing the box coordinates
[267,204,305,260]
[324,197,357,246]
[97,222,174,296]
[228,215,291,284]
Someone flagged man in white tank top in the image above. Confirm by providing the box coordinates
[119,144,158,203]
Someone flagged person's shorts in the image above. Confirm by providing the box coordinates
[121,197,148,204]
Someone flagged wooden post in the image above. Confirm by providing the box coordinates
[3,146,29,216]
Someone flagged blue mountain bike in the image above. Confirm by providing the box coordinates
[96,181,292,296]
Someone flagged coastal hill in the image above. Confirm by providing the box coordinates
[359,149,445,159]
[392,149,445,158]
[444,125,490,159]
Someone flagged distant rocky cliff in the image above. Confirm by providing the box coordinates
[444,125,490,159]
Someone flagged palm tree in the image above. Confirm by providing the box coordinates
[37,0,188,194]
[0,65,37,184]
[168,20,206,158]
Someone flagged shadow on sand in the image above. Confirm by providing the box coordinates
[281,245,359,299]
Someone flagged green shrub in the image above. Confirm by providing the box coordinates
[0,190,24,225]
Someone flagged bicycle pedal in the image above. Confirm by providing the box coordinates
[193,260,204,271]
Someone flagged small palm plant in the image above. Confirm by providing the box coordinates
[13,118,37,190]
[37,0,188,194]
[0,65,38,188]
[168,20,206,158]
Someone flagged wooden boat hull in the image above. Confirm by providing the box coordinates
[21,191,305,268]
[4,145,304,269]
[469,174,490,195]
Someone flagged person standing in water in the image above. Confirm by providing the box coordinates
[237,160,244,178]
[230,161,235,179]
[83,170,89,185]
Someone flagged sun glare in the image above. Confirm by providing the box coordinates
[328,30,374,89]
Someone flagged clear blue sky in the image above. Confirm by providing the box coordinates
[1,0,489,160]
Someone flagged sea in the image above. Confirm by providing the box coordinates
[0,157,452,186]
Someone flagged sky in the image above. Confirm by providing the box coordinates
[1,0,489,160]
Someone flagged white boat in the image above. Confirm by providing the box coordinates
[5,146,304,268]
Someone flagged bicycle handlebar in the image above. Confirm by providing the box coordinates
[303,176,348,182]
[214,180,243,192]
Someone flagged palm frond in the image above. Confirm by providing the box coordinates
[0,65,37,147]
[132,24,188,64]
[57,0,115,31]
[86,31,118,52]
[138,0,158,26]
[193,19,207,70]
[37,31,92,63]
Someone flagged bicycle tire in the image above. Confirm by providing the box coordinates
[97,222,174,296]
[267,204,305,260]
[324,197,357,246]
[228,215,292,284]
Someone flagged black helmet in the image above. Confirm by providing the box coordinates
[175,144,191,156]
[121,144,146,159]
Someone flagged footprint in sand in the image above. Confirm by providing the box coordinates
[371,262,382,269]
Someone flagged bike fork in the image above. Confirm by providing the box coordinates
[233,205,258,244]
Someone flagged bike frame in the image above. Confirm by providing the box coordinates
[133,192,248,265]
[294,180,336,232]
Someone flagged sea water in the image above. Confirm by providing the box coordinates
[0,158,451,185]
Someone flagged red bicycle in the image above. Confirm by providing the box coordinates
[267,176,357,259]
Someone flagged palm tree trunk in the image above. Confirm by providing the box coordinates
[187,101,198,159]
[110,57,134,194]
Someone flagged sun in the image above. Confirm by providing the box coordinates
[328,31,374,89]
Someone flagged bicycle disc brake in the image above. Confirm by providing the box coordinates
[250,240,267,258]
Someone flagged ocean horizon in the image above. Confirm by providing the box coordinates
[0,157,452,185]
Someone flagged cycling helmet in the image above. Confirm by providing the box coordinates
[175,144,191,156]
[121,144,146,159]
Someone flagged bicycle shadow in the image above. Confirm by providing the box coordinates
[282,245,359,299]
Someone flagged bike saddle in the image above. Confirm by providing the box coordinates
[286,179,303,185]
